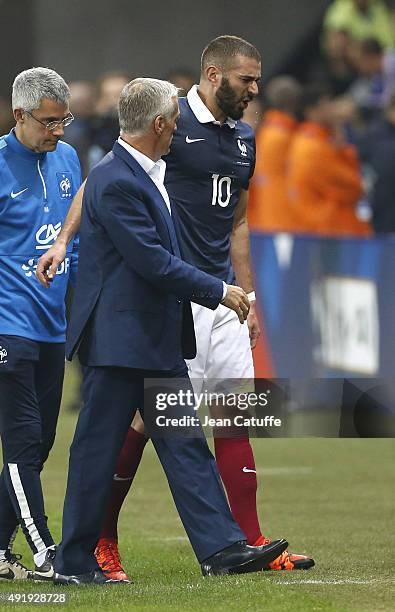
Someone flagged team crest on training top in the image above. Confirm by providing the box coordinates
[56,172,73,199]
[237,139,247,157]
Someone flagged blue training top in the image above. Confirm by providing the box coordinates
[164,91,256,284]
[0,130,81,343]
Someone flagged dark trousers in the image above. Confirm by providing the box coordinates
[0,336,65,553]
[55,364,244,575]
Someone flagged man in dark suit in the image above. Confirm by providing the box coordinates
[54,78,287,585]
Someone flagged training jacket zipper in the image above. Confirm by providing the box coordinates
[37,159,49,211]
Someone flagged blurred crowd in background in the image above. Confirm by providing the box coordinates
[249,0,395,236]
[1,0,395,236]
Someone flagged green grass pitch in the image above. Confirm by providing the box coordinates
[0,364,394,611]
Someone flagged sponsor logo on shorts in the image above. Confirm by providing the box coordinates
[0,346,8,365]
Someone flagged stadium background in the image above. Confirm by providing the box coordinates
[0,0,328,94]
[0,0,394,610]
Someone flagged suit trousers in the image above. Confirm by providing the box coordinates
[55,364,244,575]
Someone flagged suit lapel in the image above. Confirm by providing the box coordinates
[113,142,181,256]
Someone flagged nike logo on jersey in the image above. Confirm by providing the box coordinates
[10,188,29,199]
[113,474,134,482]
[242,467,256,474]
[185,136,205,143]
[0,568,15,580]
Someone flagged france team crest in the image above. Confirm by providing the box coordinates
[237,139,248,157]
[57,172,73,199]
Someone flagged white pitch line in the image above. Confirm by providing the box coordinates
[147,536,189,541]
[256,467,313,476]
[272,579,392,585]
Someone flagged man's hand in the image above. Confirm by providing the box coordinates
[222,285,250,323]
[247,301,260,349]
[36,240,67,288]
[36,182,85,287]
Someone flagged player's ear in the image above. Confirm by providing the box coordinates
[206,65,221,85]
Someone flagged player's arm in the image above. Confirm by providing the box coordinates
[99,179,249,321]
[230,189,260,348]
[36,179,86,287]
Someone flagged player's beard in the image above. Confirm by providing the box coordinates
[215,77,252,121]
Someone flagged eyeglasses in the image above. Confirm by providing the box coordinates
[24,110,74,131]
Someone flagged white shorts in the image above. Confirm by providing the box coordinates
[186,303,254,394]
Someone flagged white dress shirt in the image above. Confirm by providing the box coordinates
[117,136,171,215]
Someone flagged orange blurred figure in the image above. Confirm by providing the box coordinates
[287,85,371,237]
[248,77,301,232]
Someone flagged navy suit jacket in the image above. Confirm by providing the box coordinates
[66,141,223,370]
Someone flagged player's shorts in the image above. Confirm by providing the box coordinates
[186,303,254,395]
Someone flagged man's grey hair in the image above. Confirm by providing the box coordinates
[12,67,70,111]
[118,78,178,135]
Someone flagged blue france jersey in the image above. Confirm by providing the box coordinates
[164,93,255,283]
[0,130,81,342]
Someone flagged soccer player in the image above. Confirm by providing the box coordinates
[37,36,314,578]
[0,68,81,581]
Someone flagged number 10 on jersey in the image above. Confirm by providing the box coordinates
[211,174,232,207]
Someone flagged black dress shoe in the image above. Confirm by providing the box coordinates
[201,539,288,576]
[53,569,130,585]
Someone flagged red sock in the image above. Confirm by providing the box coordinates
[214,427,262,545]
[100,427,148,540]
